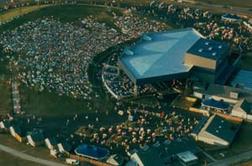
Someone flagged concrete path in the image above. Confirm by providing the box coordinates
[180,0,252,16]
[0,144,66,166]
[11,81,21,114]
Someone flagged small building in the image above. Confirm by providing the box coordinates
[177,151,198,166]
[57,142,72,153]
[231,70,252,91]
[45,137,58,150]
[0,120,11,129]
[27,130,44,147]
[130,146,166,166]
[221,13,242,23]
[193,115,240,146]
[193,84,252,122]
[106,154,124,166]
[201,98,230,114]
[9,125,23,143]
[130,138,199,166]
[194,84,252,104]
[65,158,79,165]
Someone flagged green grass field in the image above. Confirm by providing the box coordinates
[20,85,89,117]
[0,4,122,33]
[0,5,49,23]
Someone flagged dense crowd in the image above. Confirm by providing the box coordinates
[102,65,134,99]
[0,14,167,99]
[75,104,199,153]
[138,3,252,51]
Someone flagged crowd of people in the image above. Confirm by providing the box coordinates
[138,3,252,51]
[2,2,250,100]
[0,14,167,99]
[114,10,167,37]
[102,65,134,99]
[75,103,200,153]
[1,2,252,163]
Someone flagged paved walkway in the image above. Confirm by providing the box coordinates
[0,144,66,166]
[180,0,252,16]
[11,81,21,114]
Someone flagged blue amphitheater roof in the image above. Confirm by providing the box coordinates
[119,28,202,84]
[187,38,230,60]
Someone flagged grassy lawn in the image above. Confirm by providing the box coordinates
[241,52,252,70]
[20,85,89,117]
[0,4,122,33]
[20,84,123,125]
[0,5,49,23]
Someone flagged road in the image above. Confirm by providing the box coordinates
[180,0,252,17]
[209,150,252,166]
[0,144,66,166]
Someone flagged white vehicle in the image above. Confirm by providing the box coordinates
[65,158,79,165]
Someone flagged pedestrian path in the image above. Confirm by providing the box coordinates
[11,81,21,114]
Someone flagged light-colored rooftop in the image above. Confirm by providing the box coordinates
[119,28,202,81]
[205,84,252,103]
[177,151,198,163]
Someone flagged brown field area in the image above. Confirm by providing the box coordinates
[239,161,252,166]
